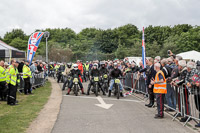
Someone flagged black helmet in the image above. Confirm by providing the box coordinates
[67,63,72,68]
[197,60,200,66]
[93,63,98,68]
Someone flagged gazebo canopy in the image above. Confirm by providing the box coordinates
[0,40,25,58]
[177,50,200,62]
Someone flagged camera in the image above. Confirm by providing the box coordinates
[167,50,171,56]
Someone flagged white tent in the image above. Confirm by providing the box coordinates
[0,40,25,58]
[177,50,200,62]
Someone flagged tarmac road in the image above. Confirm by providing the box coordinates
[51,81,193,133]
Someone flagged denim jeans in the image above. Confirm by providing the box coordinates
[109,79,123,91]
[166,83,176,110]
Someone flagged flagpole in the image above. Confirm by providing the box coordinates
[44,31,50,63]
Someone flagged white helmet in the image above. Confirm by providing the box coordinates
[73,64,78,70]
[93,63,98,68]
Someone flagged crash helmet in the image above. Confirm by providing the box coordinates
[73,64,78,70]
[100,61,105,67]
[67,63,72,68]
[93,63,98,69]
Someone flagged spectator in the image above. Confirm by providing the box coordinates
[161,58,176,111]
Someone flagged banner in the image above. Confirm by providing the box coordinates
[27,32,44,64]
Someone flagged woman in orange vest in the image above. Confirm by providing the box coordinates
[150,63,167,119]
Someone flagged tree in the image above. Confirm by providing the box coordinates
[9,37,27,51]
[3,29,26,44]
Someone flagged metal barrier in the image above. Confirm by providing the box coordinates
[181,85,200,126]
[19,72,46,91]
[123,73,148,97]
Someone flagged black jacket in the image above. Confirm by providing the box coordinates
[18,62,24,73]
[37,65,43,72]
[162,65,172,79]
[146,65,156,86]
[131,66,139,73]
[110,68,122,78]
[70,69,82,78]
[58,65,65,72]
[99,67,109,76]
[177,67,188,85]
[90,69,100,77]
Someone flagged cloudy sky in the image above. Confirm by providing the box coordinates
[0,0,199,37]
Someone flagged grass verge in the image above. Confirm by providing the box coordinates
[0,81,52,133]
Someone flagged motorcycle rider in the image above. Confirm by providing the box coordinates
[62,63,73,90]
[66,64,85,95]
[99,61,109,76]
[108,63,123,97]
[87,63,106,95]
[57,63,65,83]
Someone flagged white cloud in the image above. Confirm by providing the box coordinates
[0,0,199,37]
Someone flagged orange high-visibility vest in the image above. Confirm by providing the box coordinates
[153,70,167,94]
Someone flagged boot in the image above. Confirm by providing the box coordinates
[108,90,111,97]
[101,87,106,95]
[120,92,124,97]
[145,102,151,107]
[87,86,91,95]
[81,88,85,94]
[145,97,151,107]
[147,101,154,107]
[62,86,65,91]
[147,94,154,107]
[66,88,71,95]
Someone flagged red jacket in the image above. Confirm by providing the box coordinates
[78,63,83,74]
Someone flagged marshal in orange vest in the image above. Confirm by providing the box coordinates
[153,70,167,94]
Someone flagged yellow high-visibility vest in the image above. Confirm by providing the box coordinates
[7,65,17,86]
[0,66,6,82]
[23,65,32,79]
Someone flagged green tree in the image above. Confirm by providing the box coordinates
[3,29,26,44]
[9,37,27,51]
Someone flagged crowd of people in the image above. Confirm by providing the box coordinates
[0,50,199,127]
[0,59,48,106]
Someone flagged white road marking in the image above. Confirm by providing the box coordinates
[95,96,113,109]
[63,95,144,103]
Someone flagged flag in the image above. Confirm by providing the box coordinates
[27,32,44,64]
[142,27,146,70]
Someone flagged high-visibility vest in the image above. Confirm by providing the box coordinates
[23,65,32,79]
[84,64,89,71]
[6,65,17,86]
[50,65,54,70]
[153,70,167,94]
[55,65,59,71]
[0,66,6,82]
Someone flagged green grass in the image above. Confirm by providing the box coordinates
[0,81,52,133]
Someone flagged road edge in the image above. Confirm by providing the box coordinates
[26,78,62,133]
